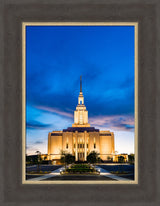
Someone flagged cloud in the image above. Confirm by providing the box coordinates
[35,105,73,118]
[34,141,44,144]
[26,120,52,130]
[89,115,134,132]
[26,26,134,122]
[26,75,134,119]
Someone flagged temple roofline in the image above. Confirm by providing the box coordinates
[63,127,99,132]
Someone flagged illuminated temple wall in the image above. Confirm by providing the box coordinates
[99,131,115,160]
[48,131,62,160]
[48,130,114,161]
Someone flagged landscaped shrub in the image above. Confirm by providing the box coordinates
[66,167,94,173]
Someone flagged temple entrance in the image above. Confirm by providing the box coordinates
[78,152,85,161]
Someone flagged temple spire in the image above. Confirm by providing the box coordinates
[72,76,90,127]
[80,76,82,92]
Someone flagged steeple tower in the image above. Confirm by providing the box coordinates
[78,76,84,105]
[80,75,82,92]
[72,76,90,127]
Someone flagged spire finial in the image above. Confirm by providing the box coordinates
[80,76,82,92]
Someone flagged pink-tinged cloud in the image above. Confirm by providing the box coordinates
[89,115,134,132]
[36,105,73,118]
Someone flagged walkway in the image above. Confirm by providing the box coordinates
[27,165,129,181]
[28,166,64,181]
[95,166,129,181]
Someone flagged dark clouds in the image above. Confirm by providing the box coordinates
[26,121,52,130]
[26,75,134,118]
[26,25,134,129]
[35,105,73,118]
[34,141,44,144]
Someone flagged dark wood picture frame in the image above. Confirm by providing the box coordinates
[22,21,138,185]
[0,0,159,205]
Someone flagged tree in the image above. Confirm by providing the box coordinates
[107,156,111,161]
[26,155,38,165]
[65,154,75,164]
[35,151,42,172]
[87,151,100,165]
[97,157,102,163]
[60,151,75,169]
[128,154,134,163]
[118,155,125,163]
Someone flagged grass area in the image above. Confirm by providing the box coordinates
[63,164,99,174]
[71,164,91,168]
[98,164,134,173]
[98,164,134,180]
[27,171,52,174]
[110,171,130,174]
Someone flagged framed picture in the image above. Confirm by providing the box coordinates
[23,22,138,185]
[1,0,159,206]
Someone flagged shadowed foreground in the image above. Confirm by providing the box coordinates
[41,175,114,181]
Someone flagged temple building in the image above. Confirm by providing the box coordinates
[48,77,115,162]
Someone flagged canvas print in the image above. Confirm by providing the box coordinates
[24,23,137,183]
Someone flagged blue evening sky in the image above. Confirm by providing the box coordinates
[26,25,135,155]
